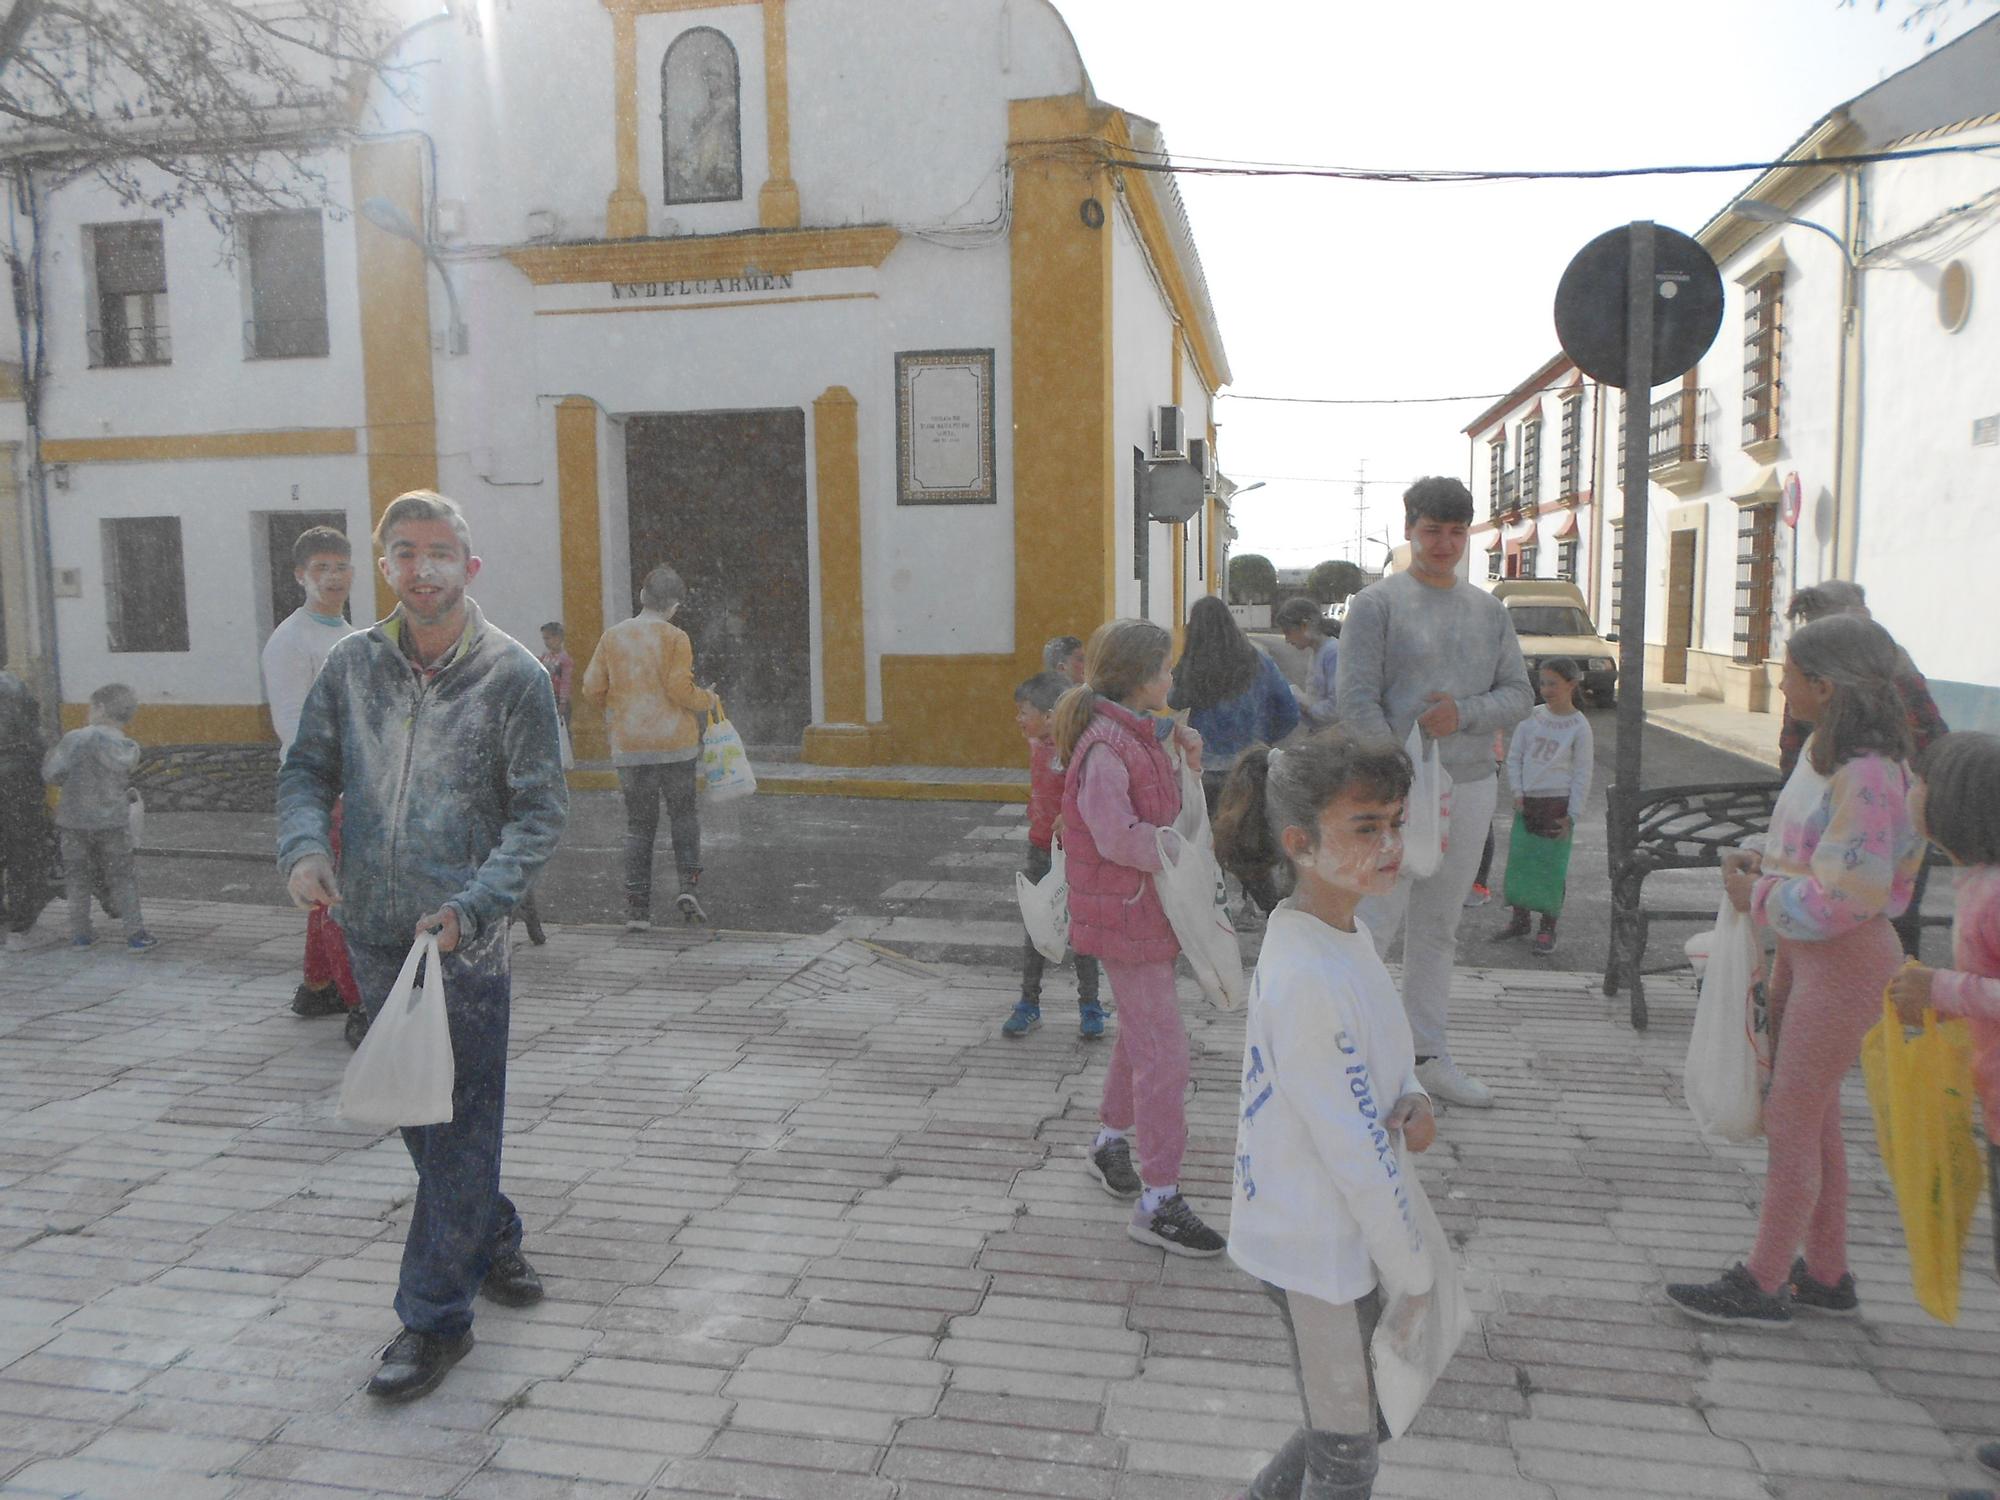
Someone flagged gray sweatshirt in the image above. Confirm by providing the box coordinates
[43,723,141,831]
[1333,571,1533,783]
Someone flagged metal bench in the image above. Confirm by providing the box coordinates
[1602,779,1945,1030]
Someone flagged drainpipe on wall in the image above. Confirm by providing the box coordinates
[1832,166,1866,582]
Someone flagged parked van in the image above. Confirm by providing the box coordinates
[1492,580,1618,707]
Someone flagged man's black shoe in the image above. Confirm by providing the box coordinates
[343,1008,370,1049]
[481,1249,544,1307]
[292,982,346,1018]
[364,1327,472,1402]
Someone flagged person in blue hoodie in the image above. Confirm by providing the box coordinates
[1171,596,1299,913]
[279,489,567,1405]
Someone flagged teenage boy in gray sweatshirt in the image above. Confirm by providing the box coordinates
[43,682,154,951]
[1335,476,1532,1106]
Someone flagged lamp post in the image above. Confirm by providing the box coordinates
[359,196,469,356]
[1734,196,1863,578]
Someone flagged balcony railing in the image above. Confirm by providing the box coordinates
[86,326,172,368]
[1618,388,1709,472]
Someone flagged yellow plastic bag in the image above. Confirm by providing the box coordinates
[1859,997,1986,1323]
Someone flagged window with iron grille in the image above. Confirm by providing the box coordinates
[243,211,329,359]
[1742,270,1784,447]
[1487,437,1505,517]
[102,516,190,652]
[1520,416,1542,509]
[1558,392,1583,498]
[1734,503,1779,664]
[87,221,170,368]
[1487,546,1502,580]
[1557,539,1578,582]
[1517,543,1539,579]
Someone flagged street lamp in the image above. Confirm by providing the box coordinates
[1735,198,1854,269]
[359,196,469,355]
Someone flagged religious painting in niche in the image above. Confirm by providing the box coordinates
[662,27,742,205]
[896,350,997,505]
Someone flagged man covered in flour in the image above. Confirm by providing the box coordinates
[1335,476,1532,1108]
[277,490,567,1401]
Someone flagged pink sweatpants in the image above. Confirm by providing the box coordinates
[1099,958,1189,1187]
[1745,918,1905,1292]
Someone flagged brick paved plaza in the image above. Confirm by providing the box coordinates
[0,899,1995,1499]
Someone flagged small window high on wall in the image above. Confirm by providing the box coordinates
[662,28,742,204]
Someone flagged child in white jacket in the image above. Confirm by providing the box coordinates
[1213,731,1441,1500]
[1497,658,1594,955]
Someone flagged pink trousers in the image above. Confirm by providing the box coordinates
[1745,918,1905,1292]
[1099,958,1189,1187]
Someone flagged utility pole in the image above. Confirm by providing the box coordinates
[1352,461,1367,565]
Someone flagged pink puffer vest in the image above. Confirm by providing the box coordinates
[1062,699,1183,964]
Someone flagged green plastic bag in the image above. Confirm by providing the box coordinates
[1501,812,1571,915]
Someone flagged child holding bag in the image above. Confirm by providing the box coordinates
[1668,615,1926,1326]
[1212,731,1442,1500]
[1885,731,2000,1500]
[1495,658,1593,956]
[1054,619,1221,1257]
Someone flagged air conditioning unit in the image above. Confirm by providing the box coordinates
[1153,404,1186,460]
[1187,436,1213,488]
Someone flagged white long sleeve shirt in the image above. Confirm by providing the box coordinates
[1504,704,1594,819]
[1229,904,1435,1306]
[260,609,360,759]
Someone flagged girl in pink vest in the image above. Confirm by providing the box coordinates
[1055,619,1223,1257]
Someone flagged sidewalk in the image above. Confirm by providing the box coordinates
[1642,689,1782,772]
[0,901,1994,1499]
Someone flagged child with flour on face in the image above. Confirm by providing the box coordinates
[1213,731,1439,1500]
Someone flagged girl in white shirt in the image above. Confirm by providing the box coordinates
[1496,657,1594,955]
[1213,731,1440,1500]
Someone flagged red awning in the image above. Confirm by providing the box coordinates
[1503,516,1538,550]
[1481,527,1503,551]
[1548,508,1579,540]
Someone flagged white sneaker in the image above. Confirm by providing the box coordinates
[1416,1055,1494,1108]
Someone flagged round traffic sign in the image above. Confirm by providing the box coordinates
[1554,224,1724,389]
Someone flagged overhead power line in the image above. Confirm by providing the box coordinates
[1103,138,1999,185]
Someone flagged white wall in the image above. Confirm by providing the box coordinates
[1110,198,1178,626]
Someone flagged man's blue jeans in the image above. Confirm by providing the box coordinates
[347,931,523,1339]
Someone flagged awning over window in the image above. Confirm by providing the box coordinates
[1482,527,1503,551]
[1503,516,1538,550]
[1548,508,1579,540]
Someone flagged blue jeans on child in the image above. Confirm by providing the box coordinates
[346,931,524,1340]
[1021,842,1099,1004]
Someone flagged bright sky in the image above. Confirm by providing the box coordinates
[1052,0,1990,569]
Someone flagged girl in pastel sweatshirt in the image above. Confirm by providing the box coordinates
[1212,731,1440,1500]
[1669,615,1925,1327]
[1054,620,1221,1258]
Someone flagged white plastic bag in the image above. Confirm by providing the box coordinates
[338,932,455,1128]
[556,718,575,772]
[1370,1152,1473,1439]
[1400,724,1453,881]
[126,790,145,848]
[1015,840,1070,963]
[1683,890,1770,1142]
[699,704,757,802]
[1152,751,1245,1011]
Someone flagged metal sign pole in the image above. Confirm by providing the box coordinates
[1614,223,1654,855]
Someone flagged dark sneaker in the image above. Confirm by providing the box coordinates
[365,1327,473,1402]
[71,933,95,948]
[292,982,345,1017]
[1943,1488,1996,1499]
[1078,1000,1105,1040]
[1001,1001,1041,1038]
[1494,912,1532,942]
[676,890,707,924]
[1666,1263,1792,1327]
[1788,1256,1858,1317]
[1979,1440,2000,1476]
[1128,1193,1226,1258]
[344,1008,371,1050]
[126,931,159,952]
[480,1249,545,1307]
[1085,1137,1141,1199]
[1532,929,1557,957]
